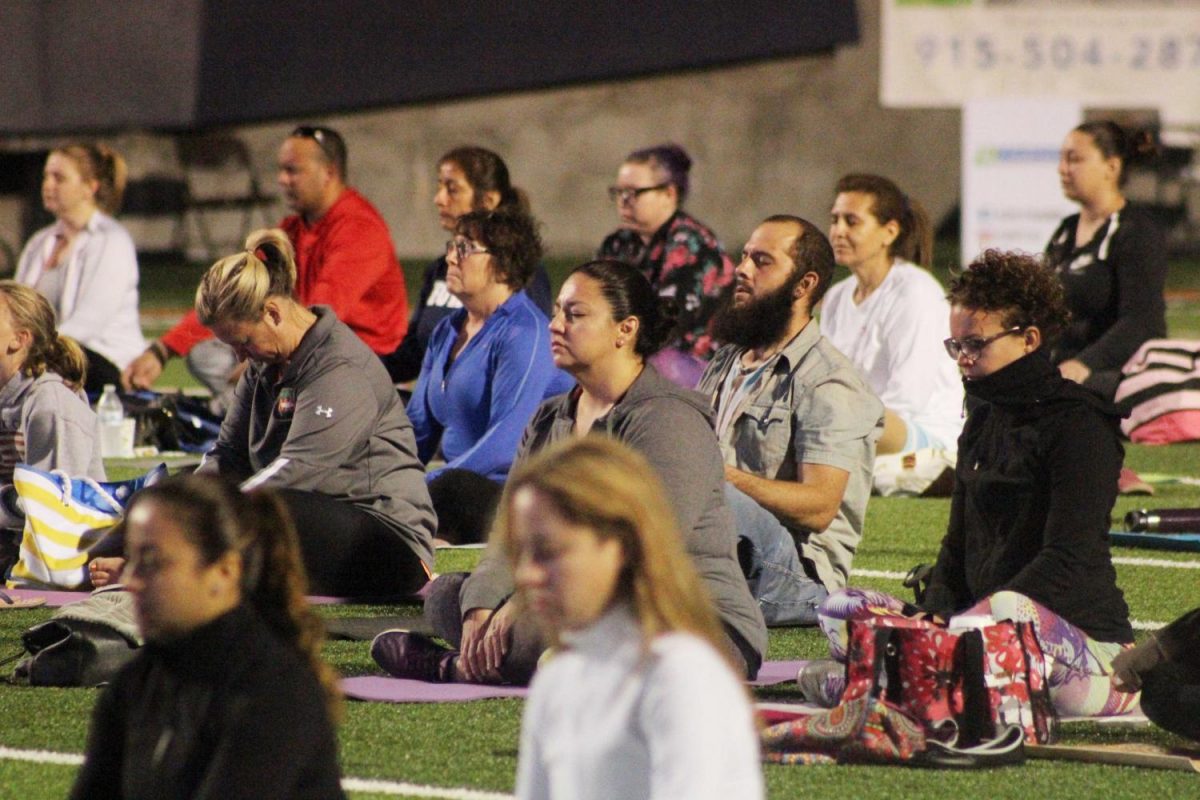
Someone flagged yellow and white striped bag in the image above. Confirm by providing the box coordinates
[6,467,123,590]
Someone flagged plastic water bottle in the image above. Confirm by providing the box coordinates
[96,384,126,458]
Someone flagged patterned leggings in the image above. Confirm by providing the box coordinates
[817,588,1140,718]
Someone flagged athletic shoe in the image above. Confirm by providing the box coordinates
[370,629,457,683]
[795,658,846,708]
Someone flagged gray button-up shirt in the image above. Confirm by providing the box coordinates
[697,319,883,591]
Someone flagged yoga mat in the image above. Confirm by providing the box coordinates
[749,660,807,687]
[755,702,1148,726]
[344,660,811,704]
[2,588,90,607]
[1,587,410,608]
[342,676,529,702]
[324,615,427,641]
[1110,531,1200,552]
[1028,743,1199,772]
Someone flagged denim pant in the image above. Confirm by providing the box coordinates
[723,483,827,626]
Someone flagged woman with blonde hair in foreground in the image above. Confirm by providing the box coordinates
[497,437,762,800]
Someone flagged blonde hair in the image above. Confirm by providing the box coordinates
[195,228,297,325]
[493,437,728,658]
[54,143,128,215]
[0,281,87,391]
[122,474,343,722]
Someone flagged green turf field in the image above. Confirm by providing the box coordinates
[1,249,1198,798]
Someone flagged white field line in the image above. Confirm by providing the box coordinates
[0,747,514,800]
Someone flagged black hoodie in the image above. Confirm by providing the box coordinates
[923,349,1134,644]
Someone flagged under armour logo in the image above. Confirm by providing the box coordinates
[315,406,334,418]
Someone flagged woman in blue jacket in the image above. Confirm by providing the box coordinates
[407,209,572,543]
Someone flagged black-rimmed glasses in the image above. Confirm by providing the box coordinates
[446,238,490,262]
[943,327,1024,361]
[607,184,670,204]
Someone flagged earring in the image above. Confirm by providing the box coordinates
[615,338,626,348]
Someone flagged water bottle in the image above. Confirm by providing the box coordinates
[96,384,127,458]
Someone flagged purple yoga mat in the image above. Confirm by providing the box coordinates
[342,660,808,704]
[749,659,806,687]
[4,588,91,607]
[3,587,376,608]
[342,675,529,702]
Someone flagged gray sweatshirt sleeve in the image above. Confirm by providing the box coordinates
[23,382,105,481]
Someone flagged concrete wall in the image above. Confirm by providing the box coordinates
[1,1,963,264]
[230,0,960,259]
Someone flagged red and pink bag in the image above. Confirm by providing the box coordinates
[761,616,1055,767]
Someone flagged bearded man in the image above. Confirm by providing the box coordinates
[697,215,884,626]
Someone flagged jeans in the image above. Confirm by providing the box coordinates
[723,483,827,626]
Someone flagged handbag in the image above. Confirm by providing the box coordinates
[762,616,1052,767]
[5,464,166,589]
[12,589,142,687]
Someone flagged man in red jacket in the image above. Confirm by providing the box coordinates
[123,125,408,406]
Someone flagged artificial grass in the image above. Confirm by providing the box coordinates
[3,252,1196,796]
[2,442,1199,798]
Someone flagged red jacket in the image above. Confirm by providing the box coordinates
[161,188,408,356]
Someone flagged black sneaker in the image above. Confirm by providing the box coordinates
[370,629,457,683]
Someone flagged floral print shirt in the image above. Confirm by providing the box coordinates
[599,210,735,360]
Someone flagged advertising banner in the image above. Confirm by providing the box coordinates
[883,0,1200,124]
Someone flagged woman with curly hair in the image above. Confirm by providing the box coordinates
[807,250,1137,719]
[406,209,572,543]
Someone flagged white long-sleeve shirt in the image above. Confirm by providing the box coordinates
[820,260,964,450]
[516,605,763,800]
[16,211,146,369]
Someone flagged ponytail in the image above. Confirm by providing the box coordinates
[196,228,297,326]
[54,143,127,215]
[0,281,86,390]
[834,174,933,268]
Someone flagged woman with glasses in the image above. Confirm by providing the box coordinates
[803,250,1137,720]
[598,143,734,388]
[406,210,572,544]
[822,174,962,455]
[1046,120,1166,400]
[16,142,145,396]
[383,146,553,384]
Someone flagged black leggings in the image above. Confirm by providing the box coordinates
[424,572,761,685]
[277,490,429,598]
[427,469,503,545]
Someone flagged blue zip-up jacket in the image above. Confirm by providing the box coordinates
[407,291,573,482]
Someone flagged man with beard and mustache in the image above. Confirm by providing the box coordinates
[698,215,883,626]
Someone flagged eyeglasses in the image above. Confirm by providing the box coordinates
[446,238,490,262]
[943,327,1024,361]
[607,184,670,204]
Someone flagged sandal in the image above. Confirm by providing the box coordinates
[0,589,46,609]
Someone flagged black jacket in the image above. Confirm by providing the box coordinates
[71,604,345,800]
[922,350,1134,644]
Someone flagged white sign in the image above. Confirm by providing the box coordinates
[883,0,1200,124]
[961,97,1081,266]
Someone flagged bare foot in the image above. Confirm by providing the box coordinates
[88,557,126,588]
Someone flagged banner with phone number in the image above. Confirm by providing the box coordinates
[882,0,1200,124]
